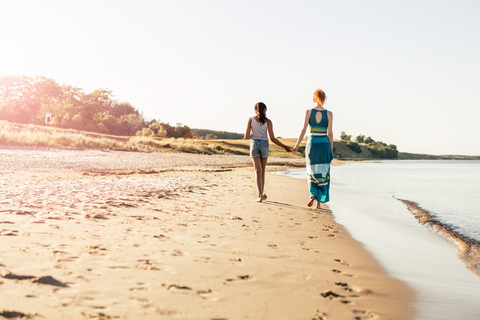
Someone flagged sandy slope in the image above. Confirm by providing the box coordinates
[0,148,412,320]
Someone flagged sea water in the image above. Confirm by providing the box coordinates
[276,160,480,320]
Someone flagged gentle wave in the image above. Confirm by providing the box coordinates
[397,197,480,277]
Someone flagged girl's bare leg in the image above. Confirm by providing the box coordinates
[260,156,268,200]
[315,201,322,209]
[252,157,264,202]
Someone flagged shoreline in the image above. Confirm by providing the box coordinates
[325,160,480,320]
[0,149,413,319]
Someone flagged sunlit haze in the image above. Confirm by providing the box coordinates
[1,0,479,155]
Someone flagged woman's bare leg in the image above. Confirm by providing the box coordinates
[307,196,317,207]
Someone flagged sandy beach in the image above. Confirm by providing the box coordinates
[0,148,412,320]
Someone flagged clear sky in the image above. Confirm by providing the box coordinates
[1,0,479,155]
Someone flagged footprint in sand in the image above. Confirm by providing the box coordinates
[335,282,355,292]
[321,290,345,299]
[131,297,151,308]
[167,284,192,294]
[0,310,38,319]
[197,289,219,301]
[312,309,328,320]
[331,267,355,278]
[2,273,69,287]
[225,275,251,283]
[230,258,243,265]
[85,245,107,255]
[0,229,19,236]
[129,286,148,292]
[334,259,351,266]
[172,249,184,256]
[320,290,356,305]
[155,308,181,316]
[353,309,379,320]
[81,312,120,319]
[136,259,161,271]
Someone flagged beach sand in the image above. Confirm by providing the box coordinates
[0,148,413,320]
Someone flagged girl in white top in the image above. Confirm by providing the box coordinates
[244,102,291,202]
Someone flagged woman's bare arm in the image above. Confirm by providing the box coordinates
[327,111,333,151]
[291,110,311,155]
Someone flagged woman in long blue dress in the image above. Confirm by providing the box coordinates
[291,89,333,209]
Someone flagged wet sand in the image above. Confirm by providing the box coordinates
[0,148,413,319]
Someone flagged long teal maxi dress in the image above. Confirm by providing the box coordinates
[305,109,333,203]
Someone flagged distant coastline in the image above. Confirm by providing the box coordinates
[332,140,480,160]
[1,121,478,160]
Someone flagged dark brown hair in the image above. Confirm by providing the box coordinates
[254,102,268,124]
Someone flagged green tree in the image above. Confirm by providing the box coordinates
[148,121,162,136]
[50,85,84,128]
[364,136,375,144]
[173,123,191,138]
[158,123,175,137]
[366,141,397,159]
[355,134,365,143]
[136,127,155,137]
[340,131,351,141]
[109,102,140,118]
[120,114,144,136]
[385,144,398,159]
[0,75,62,124]
[79,89,115,130]
[0,75,164,137]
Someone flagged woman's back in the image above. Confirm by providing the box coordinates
[308,109,329,134]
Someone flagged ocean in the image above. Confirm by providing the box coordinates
[277,160,480,320]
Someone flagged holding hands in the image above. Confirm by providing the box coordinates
[290,147,297,157]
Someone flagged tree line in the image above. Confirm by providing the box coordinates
[340,131,398,159]
[0,75,192,138]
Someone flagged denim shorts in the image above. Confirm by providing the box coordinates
[250,139,269,157]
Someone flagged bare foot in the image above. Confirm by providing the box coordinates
[262,194,267,200]
[307,196,317,207]
[315,202,322,209]
[256,197,263,202]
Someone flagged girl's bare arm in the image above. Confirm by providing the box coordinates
[244,117,252,139]
[267,120,291,152]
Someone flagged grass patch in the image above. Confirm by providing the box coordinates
[0,121,294,156]
[0,122,141,151]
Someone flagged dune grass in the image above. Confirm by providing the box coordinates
[0,121,140,150]
[0,121,297,156]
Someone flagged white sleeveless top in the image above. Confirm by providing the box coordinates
[250,117,268,140]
